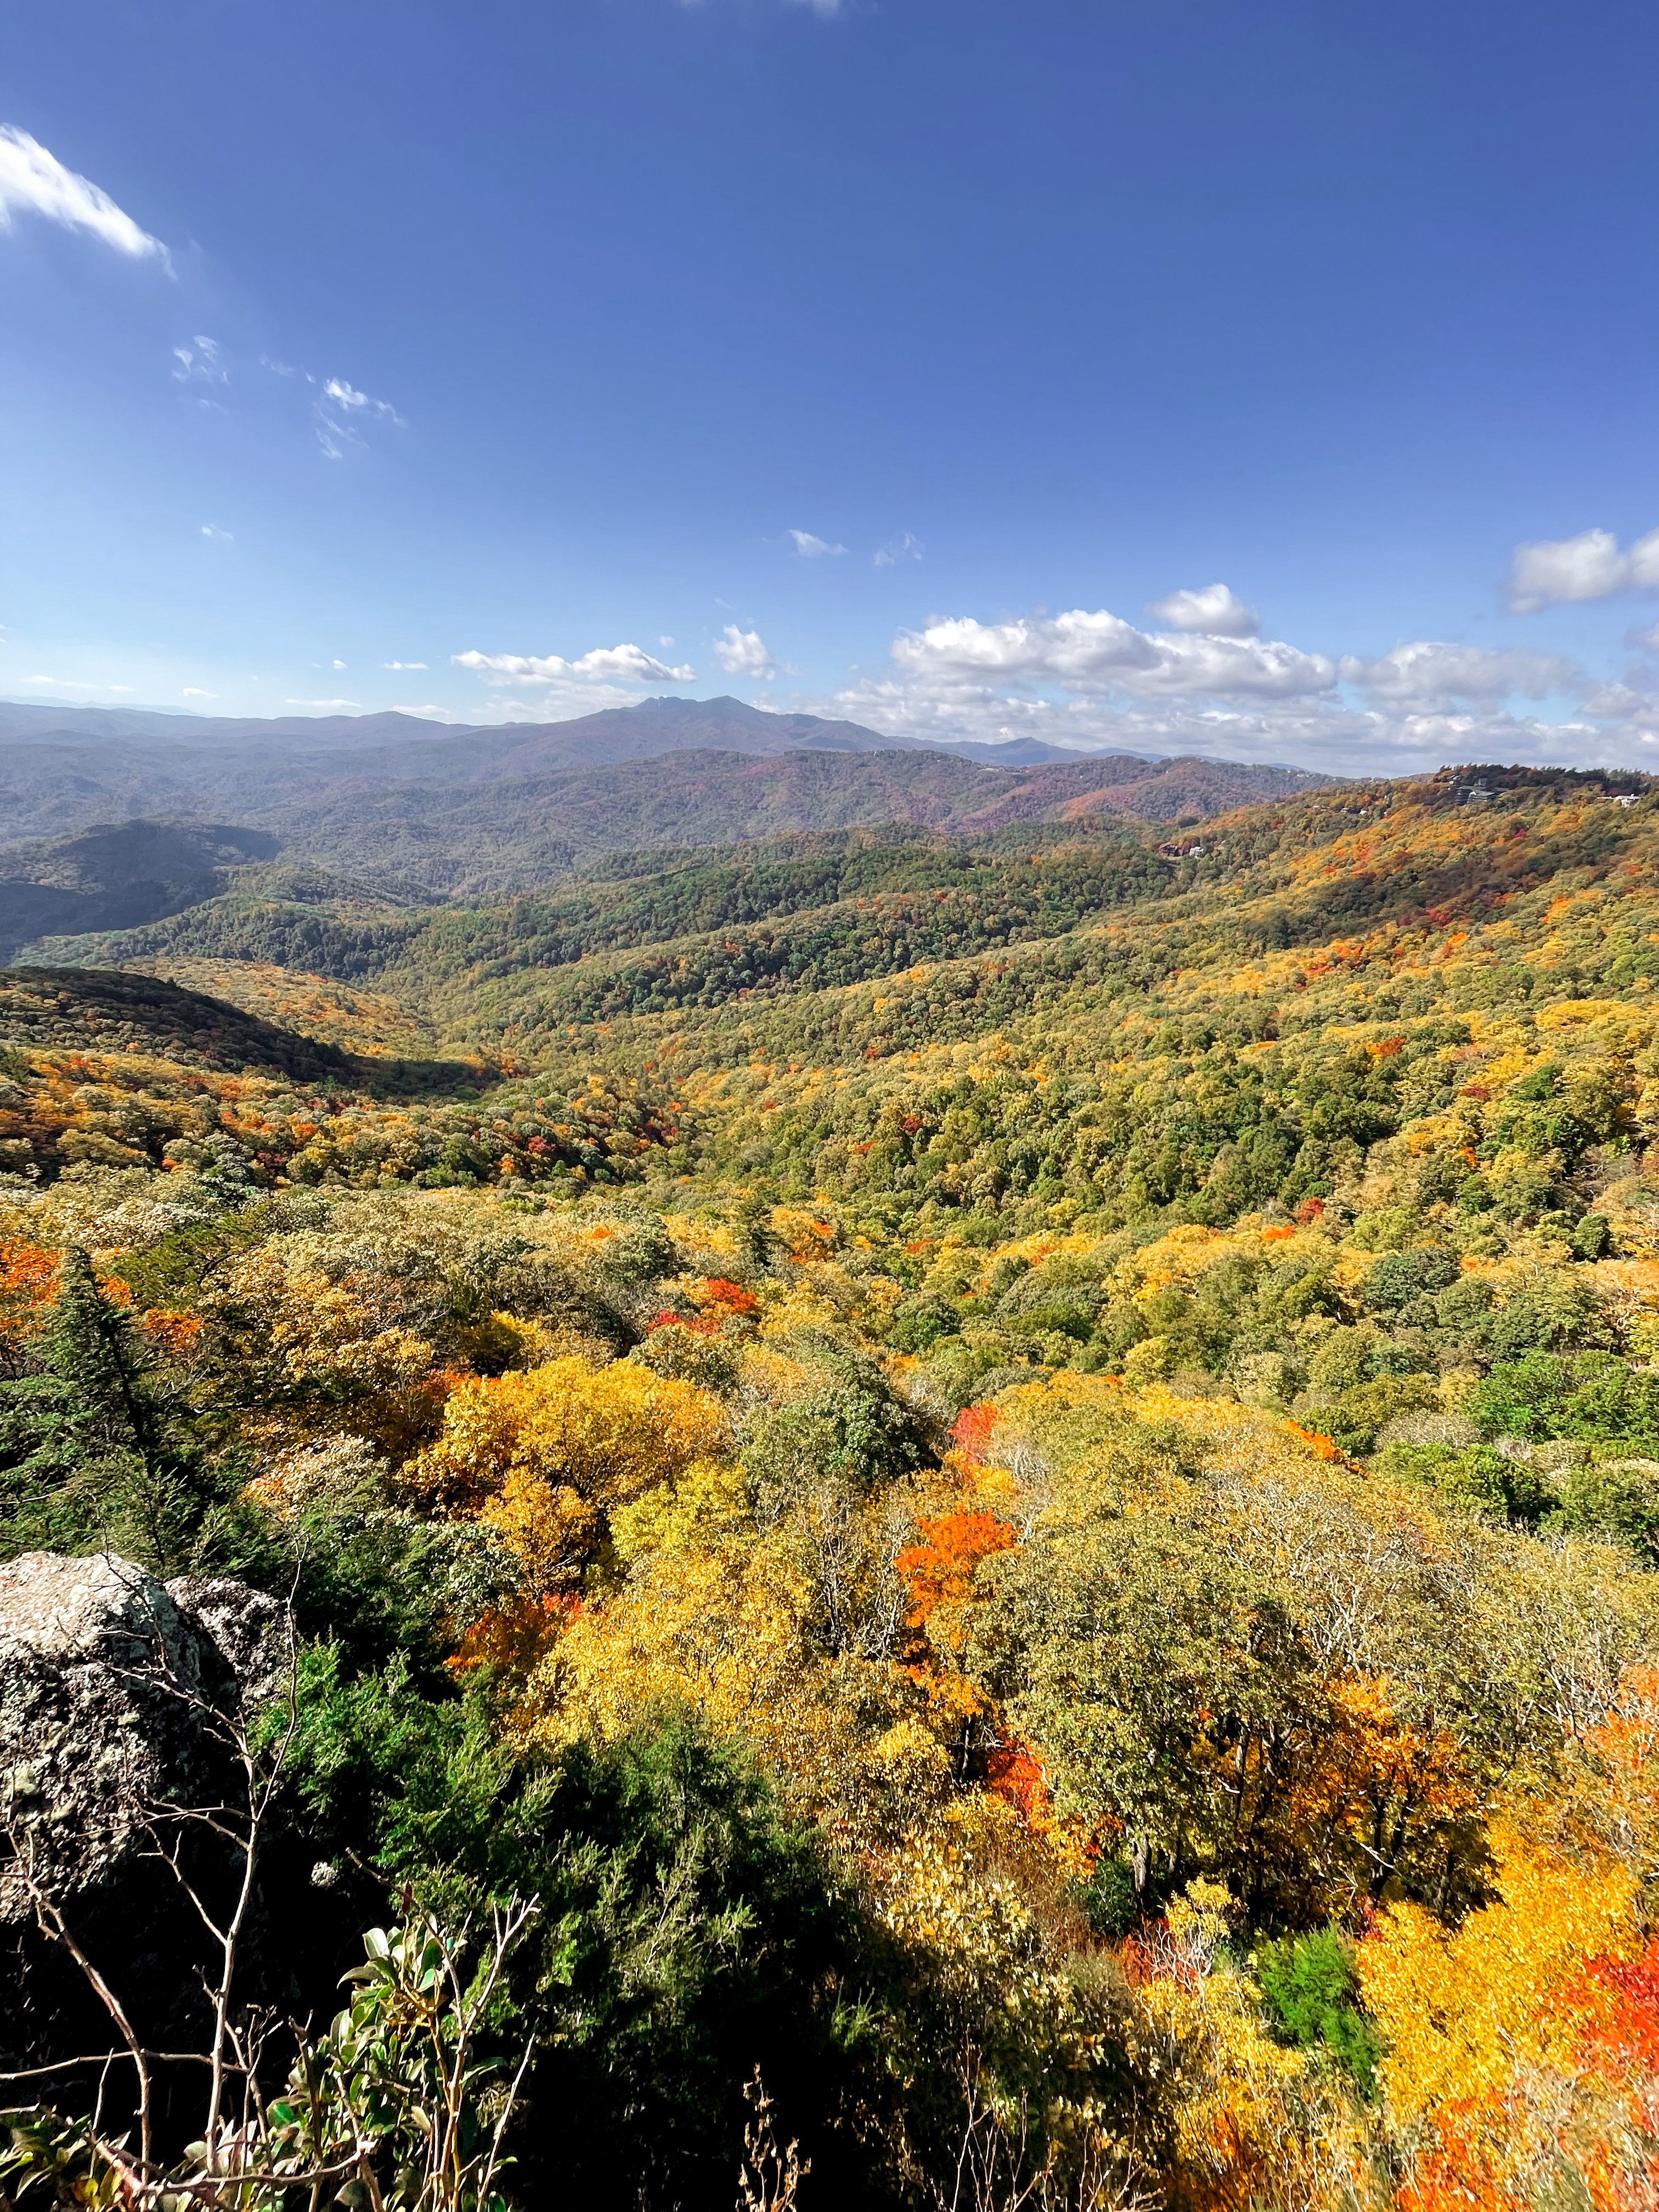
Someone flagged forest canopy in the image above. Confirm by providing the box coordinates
[3,764,1658,2211]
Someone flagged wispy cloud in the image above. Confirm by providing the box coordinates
[714,625,776,680]
[873,532,923,568]
[324,377,397,417]
[285,697,362,709]
[789,528,847,558]
[253,354,405,460]
[1145,582,1260,638]
[200,522,233,543]
[0,125,170,266]
[314,375,404,460]
[19,675,134,694]
[383,660,427,670]
[1508,526,1659,611]
[173,336,227,385]
[182,688,216,698]
[692,0,845,15]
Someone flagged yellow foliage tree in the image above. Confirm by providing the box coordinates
[204,1246,440,1458]
[518,1544,834,1779]
[1358,1824,1640,2129]
[413,1355,729,1593]
[1355,1818,1658,2209]
[608,1455,752,1564]
[514,1536,949,1839]
[1128,1879,1358,2212]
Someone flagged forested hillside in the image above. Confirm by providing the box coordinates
[3,763,1658,2211]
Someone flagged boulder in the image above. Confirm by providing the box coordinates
[0,1553,291,1922]
[166,1573,292,1712]
[0,1550,194,1671]
[0,1554,323,2125]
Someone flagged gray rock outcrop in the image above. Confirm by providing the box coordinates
[166,1573,292,1711]
[0,1551,292,1922]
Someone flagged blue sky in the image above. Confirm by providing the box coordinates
[3,0,1659,771]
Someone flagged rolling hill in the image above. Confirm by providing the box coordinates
[0,821,280,964]
[16,761,1650,1074]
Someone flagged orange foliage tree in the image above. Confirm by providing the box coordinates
[0,1238,58,1353]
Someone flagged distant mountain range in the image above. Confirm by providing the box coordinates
[0,691,1334,814]
[0,690,1095,791]
[0,695,1339,952]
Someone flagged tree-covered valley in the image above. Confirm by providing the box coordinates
[3,760,1658,2210]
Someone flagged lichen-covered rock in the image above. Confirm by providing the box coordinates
[0,1551,195,1673]
[0,1553,290,1923]
[166,1575,292,1712]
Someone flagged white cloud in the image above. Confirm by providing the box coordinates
[890,608,1334,698]
[200,522,233,543]
[285,697,362,710]
[659,635,676,648]
[173,336,227,385]
[323,376,396,416]
[314,376,403,460]
[1508,526,1659,611]
[892,609,1148,684]
[331,659,347,669]
[806,595,1659,776]
[1579,682,1657,724]
[383,660,428,670]
[456,644,695,686]
[1144,582,1259,637]
[181,688,216,698]
[1340,641,1581,705]
[822,671,1657,777]
[19,674,133,693]
[0,125,168,264]
[789,528,847,558]
[1139,634,1334,697]
[453,641,698,721]
[874,532,923,567]
[714,625,776,680]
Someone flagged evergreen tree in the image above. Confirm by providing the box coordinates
[0,1248,235,1573]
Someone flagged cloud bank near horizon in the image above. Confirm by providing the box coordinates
[812,573,1659,774]
[15,494,1659,776]
[432,562,1659,776]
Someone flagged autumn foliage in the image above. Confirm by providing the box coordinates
[0,1238,57,1345]
[8,772,1659,2208]
[412,1355,729,1593]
